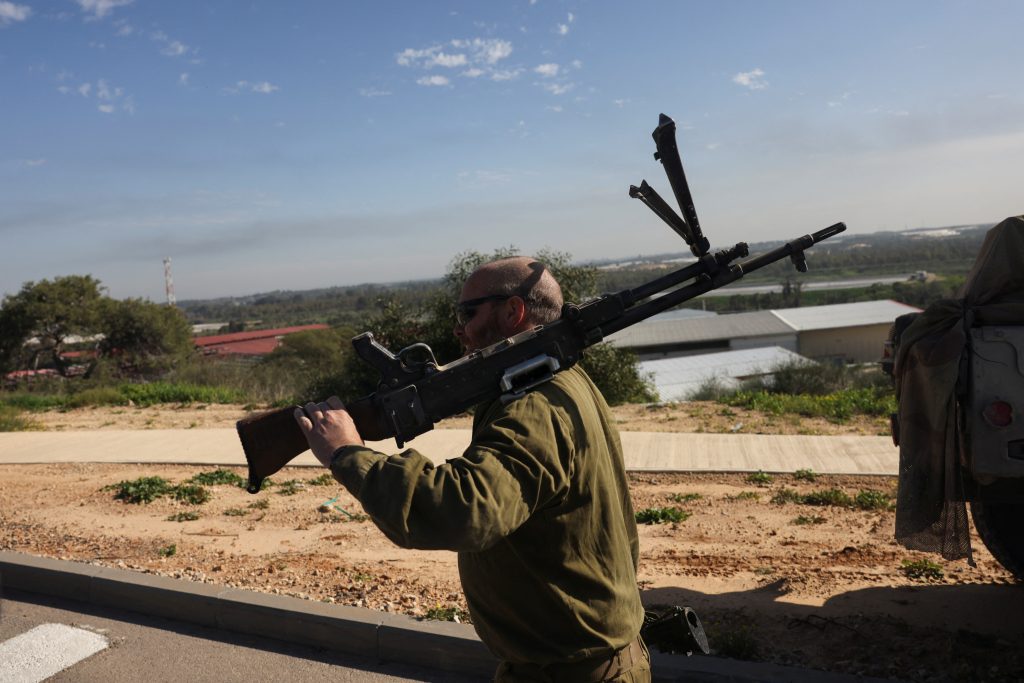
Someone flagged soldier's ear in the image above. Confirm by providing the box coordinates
[505,295,528,329]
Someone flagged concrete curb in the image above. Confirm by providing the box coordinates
[0,551,896,682]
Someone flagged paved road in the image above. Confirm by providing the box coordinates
[0,589,479,683]
[0,428,899,475]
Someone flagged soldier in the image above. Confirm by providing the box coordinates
[295,257,649,682]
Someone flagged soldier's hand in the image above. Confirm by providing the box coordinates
[294,396,364,468]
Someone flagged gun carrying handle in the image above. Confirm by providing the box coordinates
[236,396,390,494]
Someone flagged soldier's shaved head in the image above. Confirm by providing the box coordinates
[466,256,563,325]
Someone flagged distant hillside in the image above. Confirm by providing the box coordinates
[179,222,994,329]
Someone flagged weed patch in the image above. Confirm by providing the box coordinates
[726,491,760,502]
[0,405,40,431]
[746,471,773,486]
[276,480,304,496]
[792,515,826,525]
[309,473,335,486]
[801,488,853,507]
[668,492,702,504]
[770,488,802,505]
[158,543,177,558]
[423,605,469,622]
[854,489,893,511]
[636,507,690,524]
[167,511,200,522]
[248,499,271,510]
[901,558,944,581]
[191,469,246,487]
[104,477,173,504]
[223,508,248,516]
[172,483,211,505]
[722,387,895,422]
[793,468,818,482]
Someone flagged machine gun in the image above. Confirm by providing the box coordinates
[237,113,846,493]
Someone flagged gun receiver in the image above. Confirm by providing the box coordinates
[236,115,846,493]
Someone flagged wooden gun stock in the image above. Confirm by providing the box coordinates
[236,397,389,493]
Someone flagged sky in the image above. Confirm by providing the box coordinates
[2,1,1022,302]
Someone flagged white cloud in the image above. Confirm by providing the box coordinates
[706,143,720,150]
[0,1,31,25]
[534,63,559,77]
[827,91,852,108]
[568,12,575,22]
[359,87,391,97]
[224,80,279,95]
[396,46,467,69]
[732,68,767,90]
[24,158,46,167]
[557,24,569,36]
[399,38,514,85]
[97,104,115,113]
[76,0,133,19]
[613,98,628,108]
[571,59,582,70]
[433,51,467,67]
[547,105,563,113]
[114,19,133,35]
[417,75,450,87]
[450,38,512,64]
[491,69,523,82]
[179,73,189,86]
[152,31,192,58]
[78,82,92,96]
[541,82,573,95]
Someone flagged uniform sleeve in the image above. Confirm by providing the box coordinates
[331,393,574,552]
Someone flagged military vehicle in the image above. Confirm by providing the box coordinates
[883,216,1024,579]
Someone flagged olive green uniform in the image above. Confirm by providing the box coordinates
[331,365,645,671]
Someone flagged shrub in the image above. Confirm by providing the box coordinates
[722,387,895,422]
[727,491,761,501]
[636,507,690,524]
[309,473,335,486]
[158,543,177,558]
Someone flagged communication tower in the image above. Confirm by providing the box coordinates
[163,257,177,306]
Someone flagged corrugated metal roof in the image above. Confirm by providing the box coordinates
[606,310,791,347]
[770,300,921,331]
[640,346,808,401]
[607,299,922,349]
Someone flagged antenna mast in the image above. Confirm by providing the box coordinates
[163,257,177,306]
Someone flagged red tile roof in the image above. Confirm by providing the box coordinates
[194,324,329,356]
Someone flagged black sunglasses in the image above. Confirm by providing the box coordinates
[455,294,512,326]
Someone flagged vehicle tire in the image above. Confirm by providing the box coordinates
[970,500,1024,581]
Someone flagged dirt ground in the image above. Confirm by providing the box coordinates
[2,404,1022,682]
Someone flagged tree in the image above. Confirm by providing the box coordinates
[0,276,105,376]
[98,298,194,375]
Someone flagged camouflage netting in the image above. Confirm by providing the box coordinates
[894,215,1024,560]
